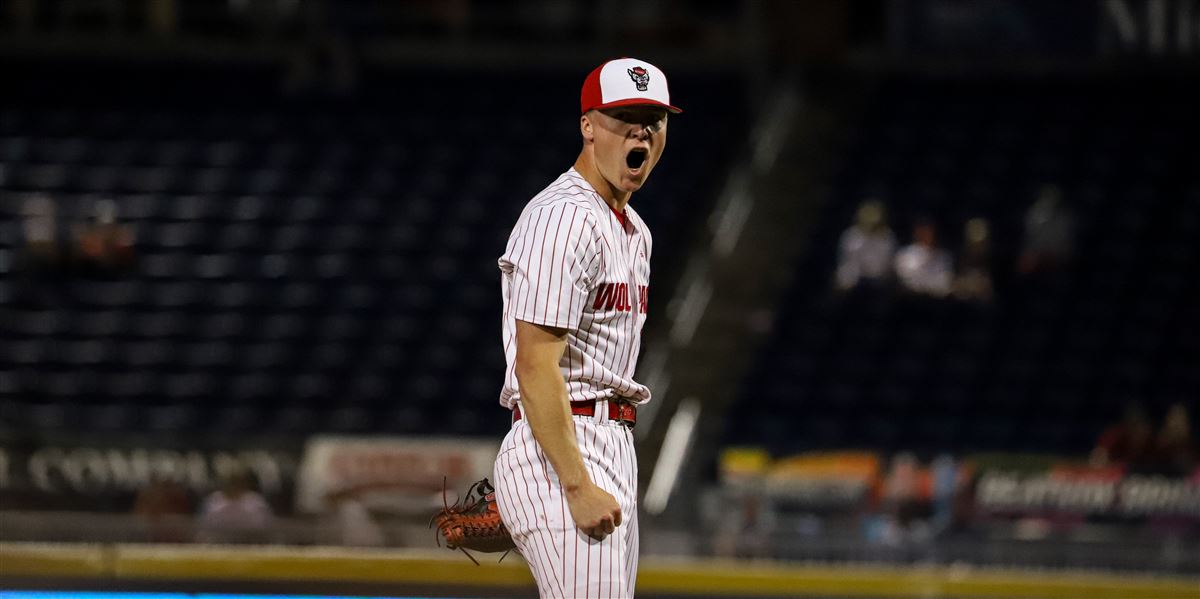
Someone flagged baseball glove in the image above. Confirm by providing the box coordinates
[431,477,516,564]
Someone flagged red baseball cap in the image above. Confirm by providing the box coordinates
[580,58,682,115]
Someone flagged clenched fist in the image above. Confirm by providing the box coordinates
[566,482,622,541]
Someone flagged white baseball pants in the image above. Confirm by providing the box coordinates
[493,401,640,598]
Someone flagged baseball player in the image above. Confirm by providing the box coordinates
[491,58,680,598]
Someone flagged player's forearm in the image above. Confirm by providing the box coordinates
[516,362,591,491]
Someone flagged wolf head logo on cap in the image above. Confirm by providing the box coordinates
[580,58,682,114]
[627,66,650,91]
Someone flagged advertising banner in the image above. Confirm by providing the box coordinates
[724,450,883,512]
[975,464,1200,520]
[0,437,300,513]
[294,436,499,515]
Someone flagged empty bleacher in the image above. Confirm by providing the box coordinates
[1,61,745,439]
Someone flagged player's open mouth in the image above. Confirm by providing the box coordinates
[625,148,648,170]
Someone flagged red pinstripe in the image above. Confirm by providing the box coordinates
[496,441,548,593]
[517,424,567,595]
[544,206,565,324]
[498,169,652,410]
[525,207,552,319]
[596,425,611,599]
[494,168,648,597]
[495,414,640,597]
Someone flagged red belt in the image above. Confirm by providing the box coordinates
[512,400,637,427]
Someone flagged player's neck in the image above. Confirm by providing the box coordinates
[574,152,632,213]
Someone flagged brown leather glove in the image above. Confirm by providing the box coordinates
[432,478,516,564]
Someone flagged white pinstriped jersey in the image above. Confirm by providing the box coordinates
[498,168,652,408]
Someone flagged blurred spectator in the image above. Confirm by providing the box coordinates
[893,219,953,297]
[712,488,776,559]
[881,453,921,505]
[319,489,386,547]
[1091,403,1154,468]
[1018,184,1075,275]
[834,199,896,292]
[73,198,135,277]
[197,469,274,544]
[1153,403,1197,475]
[133,475,193,543]
[941,463,979,539]
[928,454,958,533]
[18,194,63,273]
[867,453,932,547]
[953,217,994,303]
[14,194,66,306]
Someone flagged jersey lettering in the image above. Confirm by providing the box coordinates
[590,282,650,314]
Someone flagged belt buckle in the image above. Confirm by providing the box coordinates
[615,402,635,427]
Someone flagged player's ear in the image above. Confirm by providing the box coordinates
[580,113,594,143]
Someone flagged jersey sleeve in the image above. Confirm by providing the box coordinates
[502,203,599,331]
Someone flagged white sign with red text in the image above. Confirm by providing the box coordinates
[295,436,499,514]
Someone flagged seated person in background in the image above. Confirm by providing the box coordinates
[320,489,386,547]
[1091,403,1154,468]
[953,217,994,303]
[197,469,274,544]
[133,475,193,543]
[868,453,932,546]
[835,199,896,291]
[1018,183,1075,275]
[73,198,135,276]
[1153,403,1197,475]
[18,194,63,272]
[894,219,953,298]
[14,194,66,306]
